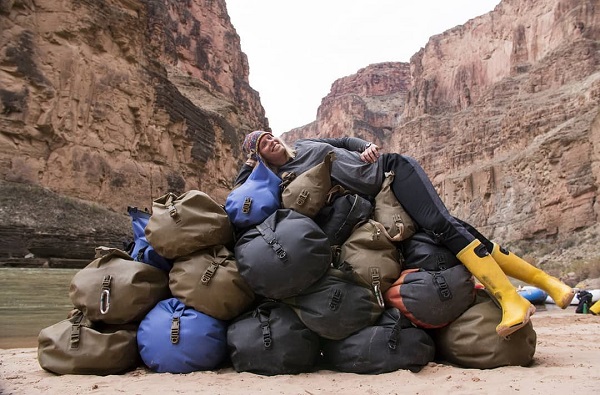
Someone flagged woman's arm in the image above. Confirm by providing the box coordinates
[304,137,370,152]
[304,137,380,163]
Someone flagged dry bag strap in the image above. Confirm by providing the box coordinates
[279,171,296,190]
[69,311,85,350]
[387,314,413,350]
[256,223,288,263]
[99,275,112,314]
[171,305,185,344]
[255,307,272,349]
[370,267,385,308]
[165,193,182,224]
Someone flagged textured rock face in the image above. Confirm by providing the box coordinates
[395,0,600,244]
[284,62,410,147]
[0,0,266,261]
[283,0,600,248]
[0,0,266,208]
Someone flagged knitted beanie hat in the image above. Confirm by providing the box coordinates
[242,130,272,156]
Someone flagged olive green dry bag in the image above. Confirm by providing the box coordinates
[69,247,170,324]
[38,310,139,375]
[432,289,537,369]
[145,190,233,259]
[169,245,255,320]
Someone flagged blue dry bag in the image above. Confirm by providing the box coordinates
[225,158,281,230]
[127,206,173,272]
[137,298,228,373]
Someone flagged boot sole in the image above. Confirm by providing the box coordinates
[496,304,536,338]
[555,289,575,309]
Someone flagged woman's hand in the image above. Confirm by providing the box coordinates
[360,143,380,163]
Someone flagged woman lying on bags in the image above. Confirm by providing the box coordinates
[234,130,575,338]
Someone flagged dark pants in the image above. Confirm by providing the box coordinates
[381,153,477,255]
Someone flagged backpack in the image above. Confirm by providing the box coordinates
[433,289,537,369]
[227,300,320,376]
[38,310,139,375]
[225,158,281,230]
[169,245,255,320]
[336,219,402,307]
[126,206,173,272]
[145,190,233,259]
[69,247,170,324]
[137,298,228,373]
[384,265,475,329]
[283,267,383,340]
[314,185,373,246]
[321,308,435,374]
[281,151,335,218]
[373,171,416,242]
[234,209,331,299]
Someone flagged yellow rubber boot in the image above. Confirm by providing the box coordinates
[491,243,575,309]
[457,240,536,338]
[590,300,600,315]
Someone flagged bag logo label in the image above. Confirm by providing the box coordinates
[242,197,253,214]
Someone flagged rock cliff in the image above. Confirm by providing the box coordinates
[284,0,600,258]
[0,0,267,263]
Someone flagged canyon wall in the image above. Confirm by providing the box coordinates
[0,0,266,208]
[0,0,267,262]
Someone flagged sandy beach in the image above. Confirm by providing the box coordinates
[1,306,599,395]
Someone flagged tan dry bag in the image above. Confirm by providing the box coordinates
[281,151,335,218]
[169,245,255,320]
[373,171,416,241]
[38,310,139,375]
[336,219,402,307]
[145,190,233,259]
[432,289,537,369]
[69,247,170,324]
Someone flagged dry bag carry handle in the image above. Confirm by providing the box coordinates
[256,223,288,263]
[163,192,182,224]
[170,303,185,344]
[93,246,134,262]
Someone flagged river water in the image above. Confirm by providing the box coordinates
[0,267,78,348]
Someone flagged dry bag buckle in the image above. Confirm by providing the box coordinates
[296,189,309,206]
[433,273,452,301]
[370,267,385,307]
[201,262,220,285]
[261,322,272,349]
[171,317,180,344]
[329,288,342,311]
[242,197,252,214]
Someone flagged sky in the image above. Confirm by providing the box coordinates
[225,1,500,135]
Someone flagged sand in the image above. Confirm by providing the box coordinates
[1,307,599,395]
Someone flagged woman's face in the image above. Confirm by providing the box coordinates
[258,134,288,165]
